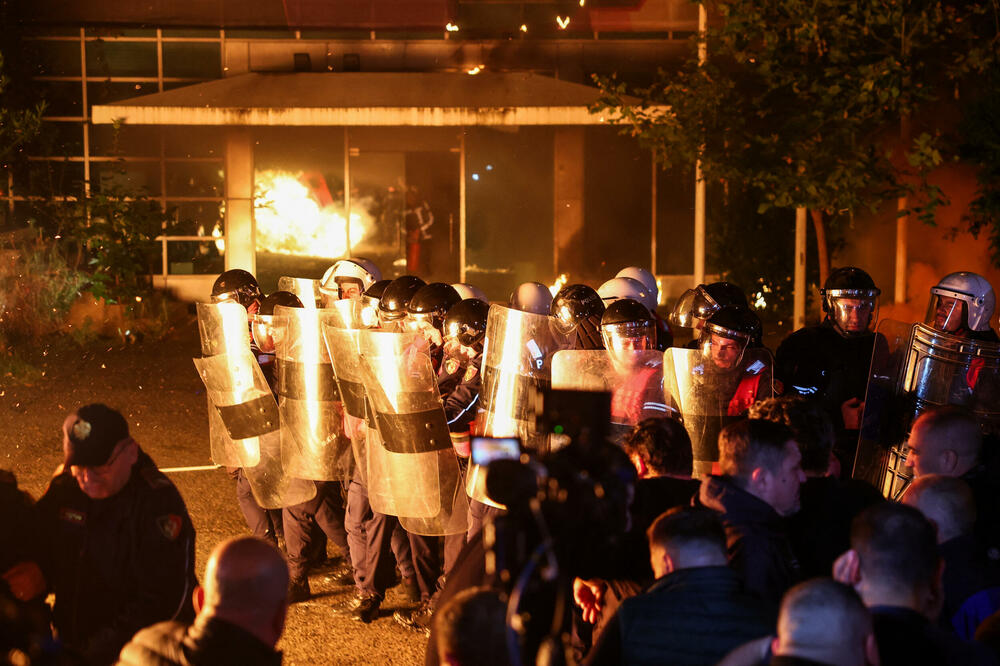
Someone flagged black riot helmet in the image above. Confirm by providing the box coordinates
[407,283,462,331]
[601,298,655,351]
[251,290,303,354]
[699,305,762,370]
[550,284,606,336]
[671,281,748,329]
[211,269,262,312]
[444,298,491,349]
[364,279,392,302]
[820,267,880,338]
[377,275,426,323]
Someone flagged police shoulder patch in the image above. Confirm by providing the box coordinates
[463,365,478,383]
[444,358,461,376]
[157,514,183,541]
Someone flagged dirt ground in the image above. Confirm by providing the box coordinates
[0,316,428,665]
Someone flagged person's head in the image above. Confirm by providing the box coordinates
[821,267,880,338]
[601,298,656,355]
[319,258,382,303]
[250,290,303,354]
[406,283,462,347]
[508,281,552,315]
[63,404,138,500]
[622,417,693,478]
[749,397,835,476]
[718,418,805,516]
[844,502,942,616]
[670,281,748,330]
[550,284,605,338]
[443,298,490,361]
[927,271,995,333]
[377,275,426,329]
[698,306,760,370]
[646,507,728,578]
[773,578,877,666]
[195,537,289,648]
[433,588,509,666]
[907,406,982,478]
[211,269,262,314]
[902,475,976,544]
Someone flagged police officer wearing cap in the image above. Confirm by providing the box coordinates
[25,404,198,664]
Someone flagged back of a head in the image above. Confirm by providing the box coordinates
[718,418,795,484]
[647,506,728,566]
[777,578,872,666]
[434,588,509,666]
[902,475,976,543]
[851,503,939,594]
[749,397,833,475]
[914,405,983,466]
[204,537,289,629]
[623,417,693,477]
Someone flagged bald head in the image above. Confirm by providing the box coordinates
[775,578,874,666]
[907,406,982,478]
[902,475,976,544]
[201,537,289,647]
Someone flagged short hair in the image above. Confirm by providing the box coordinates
[851,503,939,591]
[647,506,727,558]
[779,578,871,653]
[718,418,796,483]
[749,397,833,475]
[913,406,983,459]
[205,537,288,618]
[434,588,509,666]
[903,475,976,539]
[622,417,694,476]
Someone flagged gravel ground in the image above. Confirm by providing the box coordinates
[0,317,428,665]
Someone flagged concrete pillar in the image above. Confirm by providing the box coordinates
[224,128,255,274]
[553,127,584,277]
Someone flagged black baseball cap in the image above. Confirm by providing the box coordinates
[63,404,130,467]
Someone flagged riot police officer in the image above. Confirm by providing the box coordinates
[319,257,382,305]
[405,282,462,374]
[775,267,882,471]
[551,284,606,350]
[510,281,553,315]
[927,272,998,342]
[601,298,670,429]
[670,281,750,348]
[614,266,673,349]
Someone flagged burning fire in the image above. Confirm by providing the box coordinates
[254,170,368,258]
[549,273,568,297]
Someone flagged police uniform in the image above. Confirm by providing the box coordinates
[34,449,198,664]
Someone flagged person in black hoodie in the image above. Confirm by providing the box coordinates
[749,397,882,578]
[697,418,805,605]
[586,507,775,666]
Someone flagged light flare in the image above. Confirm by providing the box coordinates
[549,273,569,297]
[254,170,368,259]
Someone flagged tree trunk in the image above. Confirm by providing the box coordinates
[809,208,830,288]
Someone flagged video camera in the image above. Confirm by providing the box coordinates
[473,388,637,666]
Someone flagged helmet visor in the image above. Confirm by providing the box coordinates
[359,296,380,328]
[250,314,277,354]
[601,321,656,354]
[699,324,750,370]
[670,287,717,329]
[826,291,878,336]
[927,291,970,332]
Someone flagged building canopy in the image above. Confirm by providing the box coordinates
[90,71,646,127]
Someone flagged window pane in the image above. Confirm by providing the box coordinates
[165,162,224,198]
[37,81,83,116]
[87,81,159,107]
[165,240,224,275]
[85,41,157,78]
[90,125,161,157]
[167,201,224,236]
[163,127,223,159]
[93,161,162,196]
[35,121,84,156]
[162,43,221,79]
[34,41,82,77]
[16,161,85,198]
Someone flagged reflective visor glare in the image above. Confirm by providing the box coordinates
[831,298,876,332]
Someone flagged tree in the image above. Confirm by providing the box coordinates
[0,50,45,220]
[594,0,995,289]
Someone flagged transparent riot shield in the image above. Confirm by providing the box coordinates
[273,306,351,481]
[854,320,1000,498]
[195,302,316,508]
[277,276,322,308]
[552,349,671,441]
[357,329,468,535]
[469,305,574,505]
[322,319,370,483]
[665,347,774,477]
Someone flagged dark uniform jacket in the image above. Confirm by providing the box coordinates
[34,449,198,665]
[872,605,998,666]
[117,616,282,666]
[584,566,775,666]
[697,475,801,606]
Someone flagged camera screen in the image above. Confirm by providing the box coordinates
[470,436,521,467]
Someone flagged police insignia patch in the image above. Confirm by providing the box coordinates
[463,365,478,382]
[157,514,183,540]
[444,358,460,375]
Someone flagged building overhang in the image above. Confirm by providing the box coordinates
[91,71,661,127]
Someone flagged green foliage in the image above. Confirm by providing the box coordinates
[67,187,165,304]
[0,50,45,167]
[960,67,1000,266]
[0,226,89,343]
[593,0,995,246]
